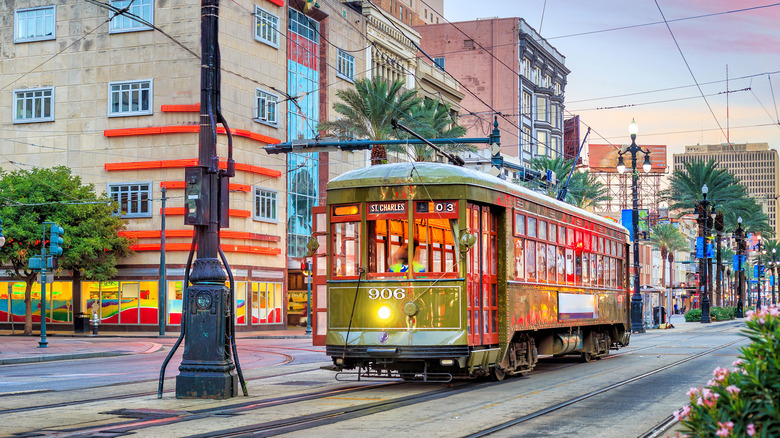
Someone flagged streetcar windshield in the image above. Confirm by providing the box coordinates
[366,200,459,279]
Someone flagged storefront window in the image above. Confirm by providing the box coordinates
[252,282,283,325]
[83,281,158,324]
[235,281,247,325]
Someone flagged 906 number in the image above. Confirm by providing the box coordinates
[367,288,406,300]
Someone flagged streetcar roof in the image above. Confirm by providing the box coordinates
[329,162,629,236]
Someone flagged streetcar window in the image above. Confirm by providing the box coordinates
[539,220,547,240]
[557,247,565,281]
[599,237,604,253]
[515,213,525,235]
[610,257,616,288]
[537,242,546,281]
[514,238,525,280]
[597,255,604,286]
[582,253,590,286]
[617,257,624,289]
[525,240,536,281]
[549,223,557,243]
[547,244,556,282]
[416,217,457,275]
[567,227,574,247]
[612,241,617,257]
[592,235,598,252]
[527,217,537,238]
[565,248,574,284]
[332,221,360,277]
[575,248,582,286]
[590,253,597,287]
[559,226,566,245]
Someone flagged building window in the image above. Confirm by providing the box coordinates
[551,136,560,158]
[255,88,279,125]
[255,6,279,48]
[551,104,560,129]
[522,126,532,153]
[433,57,445,70]
[289,7,319,43]
[544,74,552,88]
[13,87,54,123]
[337,49,355,81]
[533,66,542,86]
[523,59,531,78]
[109,0,153,33]
[536,131,548,156]
[254,188,278,222]
[109,183,152,218]
[109,80,152,116]
[15,6,56,43]
[536,96,549,123]
[522,91,532,117]
[554,81,562,95]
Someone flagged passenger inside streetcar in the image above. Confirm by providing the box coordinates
[389,243,426,273]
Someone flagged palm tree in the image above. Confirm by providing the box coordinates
[318,77,420,165]
[527,156,611,209]
[661,158,746,215]
[392,98,471,161]
[649,223,688,313]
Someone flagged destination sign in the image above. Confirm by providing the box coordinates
[368,202,406,214]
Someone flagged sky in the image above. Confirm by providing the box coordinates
[442,0,780,166]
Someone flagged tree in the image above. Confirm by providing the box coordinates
[318,77,420,165]
[648,223,688,290]
[0,167,134,335]
[393,98,472,161]
[527,156,611,209]
[661,158,747,215]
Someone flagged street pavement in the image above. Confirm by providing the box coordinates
[0,327,310,365]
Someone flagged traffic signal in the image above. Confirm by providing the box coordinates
[49,223,64,256]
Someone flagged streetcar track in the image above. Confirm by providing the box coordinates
[464,337,745,437]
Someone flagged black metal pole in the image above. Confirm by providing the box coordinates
[175,0,237,399]
[757,241,763,310]
[736,220,744,317]
[627,134,644,333]
[700,194,711,323]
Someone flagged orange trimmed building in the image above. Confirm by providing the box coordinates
[0,0,368,331]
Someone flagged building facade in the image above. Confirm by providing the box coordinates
[415,17,569,167]
[0,0,367,331]
[672,143,779,237]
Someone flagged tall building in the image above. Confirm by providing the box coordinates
[672,143,780,236]
[415,17,569,167]
[0,0,368,331]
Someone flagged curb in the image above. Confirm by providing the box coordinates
[0,350,133,365]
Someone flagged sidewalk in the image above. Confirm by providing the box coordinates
[0,327,310,365]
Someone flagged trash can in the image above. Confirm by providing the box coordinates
[74,313,91,333]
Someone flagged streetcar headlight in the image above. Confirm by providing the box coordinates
[440,359,455,366]
[378,305,392,320]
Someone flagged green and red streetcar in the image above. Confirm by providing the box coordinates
[309,162,631,381]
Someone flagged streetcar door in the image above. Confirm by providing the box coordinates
[466,203,499,346]
[311,206,328,346]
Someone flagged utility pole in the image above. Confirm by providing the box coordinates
[175,0,238,399]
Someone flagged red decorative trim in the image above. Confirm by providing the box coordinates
[131,243,281,255]
[104,125,281,145]
[120,230,281,242]
[160,207,251,217]
[161,181,251,192]
[105,159,280,178]
[161,104,200,112]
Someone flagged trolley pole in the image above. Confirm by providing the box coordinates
[175,0,237,399]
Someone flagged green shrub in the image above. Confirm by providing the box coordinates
[711,306,735,321]
[675,307,780,437]
[685,308,702,322]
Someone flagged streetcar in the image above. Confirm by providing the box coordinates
[310,162,631,381]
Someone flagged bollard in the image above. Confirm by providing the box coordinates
[91,311,99,335]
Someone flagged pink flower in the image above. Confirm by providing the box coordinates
[713,367,729,382]
[732,359,744,367]
[747,423,755,436]
[672,405,692,420]
[716,421,734,437]
[696,396,704,406]
[769,307,779,317]
[746,310,755,318]
[726,385,740,396]
[687,387,700,397]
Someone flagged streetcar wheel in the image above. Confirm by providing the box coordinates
[581,352,594,363]
[490,366,506,381]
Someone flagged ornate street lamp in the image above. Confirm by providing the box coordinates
[617,119,651,333]
[698,184,711,323]
[772,248,777,306]
[757,235,764,310]
[734,216,745,317]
